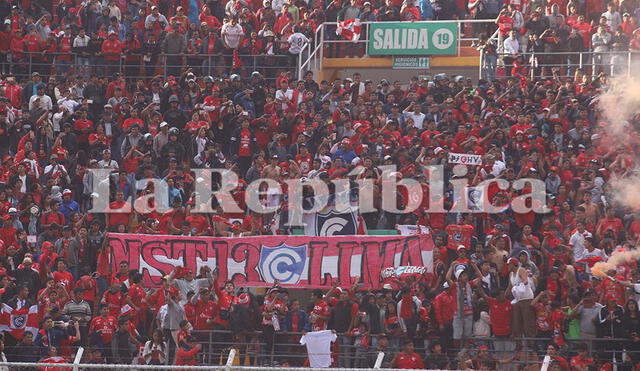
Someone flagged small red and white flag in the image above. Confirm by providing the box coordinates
[336,18,362,42]
[0,303,38,339]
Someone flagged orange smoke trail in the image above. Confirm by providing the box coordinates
[591,249,640,277]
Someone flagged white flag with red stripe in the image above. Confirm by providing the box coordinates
[0,303,38,339]
[336,18,362,42]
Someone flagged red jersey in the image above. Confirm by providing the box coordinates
[311,300,331,331]
[57,36,73,61]
[487,297,513,336]
[445,224,474,249]
[52,270,74,291]
[238,128,252,157]
[194,300,217,330]
[295,153,312,175]
[534,302,552,331]
[89,315,118,343]
[571,355,595,370]
[102,289,126,317]
[102,39,122,61]
[107,201,131,228]
[395,352,425,369]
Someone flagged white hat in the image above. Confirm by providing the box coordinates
[382,283,393,290]
[160,121,169,128]
[434,147,444,155]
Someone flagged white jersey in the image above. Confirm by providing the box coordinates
[287,33,309,54]
[510,268,534,302]
[300,330,337,368]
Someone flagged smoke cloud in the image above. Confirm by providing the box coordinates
[599,77,640,210]
[591,77,640,275]
[591,248,640,277]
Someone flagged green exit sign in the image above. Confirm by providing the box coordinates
[392,56,430,69]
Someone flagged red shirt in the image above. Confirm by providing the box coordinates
[10,36,24,59]
[107,201,131,228]
[571,355,594,370]
[238,128,252,157]
[395,352,425,369]
[102,38,122,61]
[58,36,73,61]
[535,302,552,331]
[175,345,200,367]
[102,289,126,317]
[24,34,43,54]
[445,224,474,249]
[53,270,74,291]
[194,300,217,330]
[311,300,331,331]
[123,117,143,131]
[487,297,513,336]
[89,315,118,343]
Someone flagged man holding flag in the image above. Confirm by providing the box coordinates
[0,285,38,345]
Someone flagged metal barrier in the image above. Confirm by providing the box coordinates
[478,50,640,81]
[0,364,438,371]
[6,52,296,81]
[4,329,640,369]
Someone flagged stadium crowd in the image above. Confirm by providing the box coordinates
[0,0,639,370]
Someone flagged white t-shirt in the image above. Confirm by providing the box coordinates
[275,88,293,110]
[287,33,310,54]
[300,330,337,368]
[403,111,426,129]
[222,23,245,49]
[569,229,592,262]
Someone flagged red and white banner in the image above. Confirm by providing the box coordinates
[0,303,38,339]
[336,18,362,41]
[448,152,482,165]
[108,233,434,288]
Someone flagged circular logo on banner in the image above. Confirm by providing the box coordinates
[319,217,349,236]
[453,232,463,242]
[432,28,454,50]
[12,314,26,328]
[260,247,305,284]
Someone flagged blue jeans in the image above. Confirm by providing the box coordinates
[484,54,497,81]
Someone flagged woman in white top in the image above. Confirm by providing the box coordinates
[507,257,537,338]
[143,330,168,365]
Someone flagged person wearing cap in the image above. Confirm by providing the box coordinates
[97,148,119,170]
[443,262,475,349]
[101,30,123,76]
[162,22,187,76]
[507,254,536,338]
[145,5,169,32]
[28,84,52,111]
[59,189,80,223]
[120,121,143,157]
[22,70,45,104]
[163,95,189,131]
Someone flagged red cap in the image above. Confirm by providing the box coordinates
[507,257,519,265]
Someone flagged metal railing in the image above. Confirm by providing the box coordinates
[297,19,498,79]
[6,52,296,81]
[4,330,639,369]
[479,50,640,80]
